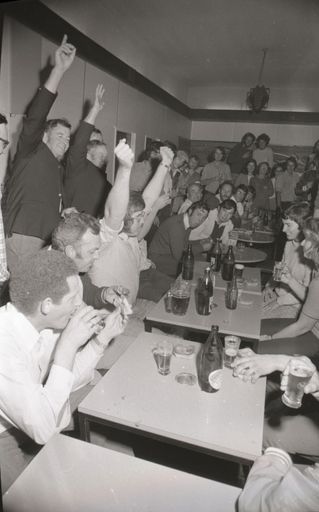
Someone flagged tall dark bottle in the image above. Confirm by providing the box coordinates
[207,238,222,272]
[182,243,194,280]
[221,246,235,281]
[198,325,223,393]
[196,267,214,315]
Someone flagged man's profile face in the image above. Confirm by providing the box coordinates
[48,274,83,330]
[44,124,71,161]
[218,207,234,224]
[72,230,101,273]
[189,207,208,229]
[220,184,232,201]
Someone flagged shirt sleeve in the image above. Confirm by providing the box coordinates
[0,344,74,444]
[99,218,123,244]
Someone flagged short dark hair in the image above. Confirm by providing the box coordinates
[188,201,209,215]
[283,202,311,229]
[0,114,8,124]
[256,133,270,145]
[123,192,146,232]
[243,158,257,174]
[219,199,237,213]
[236,184,248,195]
[91,127,102,137]
[44,118,71,133]
[286,156,297,169]
[52,212,100,251]
[10,250,78,315]
[87,140,107,152]
[241,132,255,144]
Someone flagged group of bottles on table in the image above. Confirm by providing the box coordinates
[198,325,223,393]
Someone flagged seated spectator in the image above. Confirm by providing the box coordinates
[232,184,248,227]
[148,202,209,277]
[263,202,312,319]
[0,249,126,492]
[63,85,112,218]
[235,158,257,188]
[201,146,231,194]
[227,132,255,179]
[260,217,319,357]
[242,186,258,223]
[129,142,161,192]
[159,150,189,221]
[250,162,274,210]
[52,212,129,310]
[89,142,174,304]
[237,357,319,512]
[178,182,203,214]
[189,199,236,245]
[253,133,274,167]
[276,156,300,211]
[203,180,234,211]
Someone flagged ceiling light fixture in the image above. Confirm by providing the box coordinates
[247,48,270,113]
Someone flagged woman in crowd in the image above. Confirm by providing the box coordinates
[201,146,231,194]
[261,217,319,356]
[242,185,258,223]
[263,202,312,319]
[235,158,257,188]
[250,161,274,210]
[253,133,274,167]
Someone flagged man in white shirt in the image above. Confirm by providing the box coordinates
[89,141,174,304]
[0,249,126,491]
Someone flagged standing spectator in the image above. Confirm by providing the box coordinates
[0,114,9,286]
[201,146,231,194]
[253,133,274,167]
[129,142,161,193]
[276,157,300,211]
[232,184,248,227]
[227,132,255,179]
[160,150,189,220]
[235,158,257,188]
[63,85,112,218]
[4,36,76,270]
[250,162,274,210]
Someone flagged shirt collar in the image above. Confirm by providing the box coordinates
[183,213,190,230]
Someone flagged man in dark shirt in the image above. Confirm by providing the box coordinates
[4,36,77,270]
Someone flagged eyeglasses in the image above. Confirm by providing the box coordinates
[0,138,9,149]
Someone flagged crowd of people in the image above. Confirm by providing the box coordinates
[0,36,318,509]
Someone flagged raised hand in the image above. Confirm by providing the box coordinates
[114,139,134,171]
[55,34,76,73]
[93,84,105,113]
[160,146,174,167]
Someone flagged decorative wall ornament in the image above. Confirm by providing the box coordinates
[247,49,270,113]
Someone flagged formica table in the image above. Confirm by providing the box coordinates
[78,333,266,465]
[145,270,262,340]
[232,229,275,245]
[3,434,241,512]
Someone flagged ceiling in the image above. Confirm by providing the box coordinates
[87,0,319,89]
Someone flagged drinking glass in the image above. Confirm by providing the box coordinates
[153,340,173,376]
[281,359,314,408]
[224,336,241,368]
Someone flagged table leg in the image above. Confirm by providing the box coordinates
[78,413,91,442]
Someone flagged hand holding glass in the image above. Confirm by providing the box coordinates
[281,358,315,409]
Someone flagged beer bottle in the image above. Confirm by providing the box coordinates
[225,272,238,310]
[198,325,223,393]
[196,267,214,315]
[221,246,235,281]
[208,238,222,272]
[182,243,194,280]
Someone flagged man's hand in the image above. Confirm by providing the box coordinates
[114,139,134,171]
[58,304,104,350]
[200,238,213,252]
[232,351,278,383]
[92,84,105,114]
[55,35,76,73]
[102,285,130,307]
[95,307,127,348]
[160,146,174,167]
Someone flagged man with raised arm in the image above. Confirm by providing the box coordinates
[4,35,76,270]
[89,143,174,304]
[64,84,112,218]
[0,249,126,492]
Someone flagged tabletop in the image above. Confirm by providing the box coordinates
[194,261,261,295]
[3,434,241,512]
[232,229,275,245]
[145,280,262,340]
[78,333,266,464]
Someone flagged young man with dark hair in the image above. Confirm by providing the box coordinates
[189,199,236,245]
[0,249,126,492]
